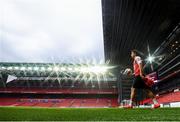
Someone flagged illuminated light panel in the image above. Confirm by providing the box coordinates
[53,66,59,71]
[27,67,33,70]
[34,67,39,71]
[74,67,80,72]
[60,67,66,71]
[7,67,13,70]
[40,67,46,71]
[14,66,19,70]
[47,67,53,71]
[89,66,108,73]
[68,67,73,71]
[79,66,108,74]
[20,67,26,70]
[1,67,6,70]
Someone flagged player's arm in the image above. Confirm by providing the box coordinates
[135,56,144,78]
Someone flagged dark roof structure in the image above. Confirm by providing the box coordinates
[102,0,180,68]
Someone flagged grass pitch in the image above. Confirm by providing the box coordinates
[0,106,180,121]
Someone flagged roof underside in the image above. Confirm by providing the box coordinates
[102,0,180,68]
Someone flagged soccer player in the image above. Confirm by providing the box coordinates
[125,49,160,108]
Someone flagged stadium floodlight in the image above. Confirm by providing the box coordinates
[53,66,59,71]
[34,67,39,71]
[60,67,66,71]
[40,67,46,71]
[27,67,32,70]
[14,66,19,70]
[80,67,89,73]
[79,66,109,74]
[68,67,73,71]
[7,67,13,70]
[20,66,26,70]
[89,66,108,74]
[147,56,155,63]
[47,67,53,71]
[1,66,6,70]
[74,67,80,72]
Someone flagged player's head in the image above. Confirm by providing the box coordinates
[131,49,138,59]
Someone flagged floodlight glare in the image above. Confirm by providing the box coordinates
[1,67,6,70]
[27,67,32,70]
[79,66,108,74]
[20,67,26,70]
[40,67,46,71]
[34,67,39,71]
[147,56,155,63]
[7,67,13,70]
[74,67,80,71]
[47,67,53,71]
[14,66,19,70]
[90,66,108,74]
[60,67,66,71]
[68,67,73,71]
[53,66,59,71]
[80,67,89,73]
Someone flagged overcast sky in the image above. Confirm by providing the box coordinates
[0,0,104,63]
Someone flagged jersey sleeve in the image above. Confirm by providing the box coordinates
[135,56,142,64]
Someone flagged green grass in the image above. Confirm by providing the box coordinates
[0,106,180,121]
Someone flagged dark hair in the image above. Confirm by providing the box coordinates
[131,49,145,58]
[131,49,138,54]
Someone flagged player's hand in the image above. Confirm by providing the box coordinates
[123,68,132,76]
[140,74,145,79]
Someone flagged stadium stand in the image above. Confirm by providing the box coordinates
[0,98,118,108]
[0,72,118,108]
[141,91,180,105]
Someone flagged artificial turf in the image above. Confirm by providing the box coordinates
[0,106,180,121]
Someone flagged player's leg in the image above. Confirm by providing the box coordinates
[129,87,136,106]
[124,87,136,108]
[124,76,139,108]
[145,89,160,108]
[146,89,155,98]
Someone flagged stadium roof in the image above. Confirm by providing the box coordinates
[102,0,180,68]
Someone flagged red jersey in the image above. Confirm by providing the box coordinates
[133,56,142,76]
